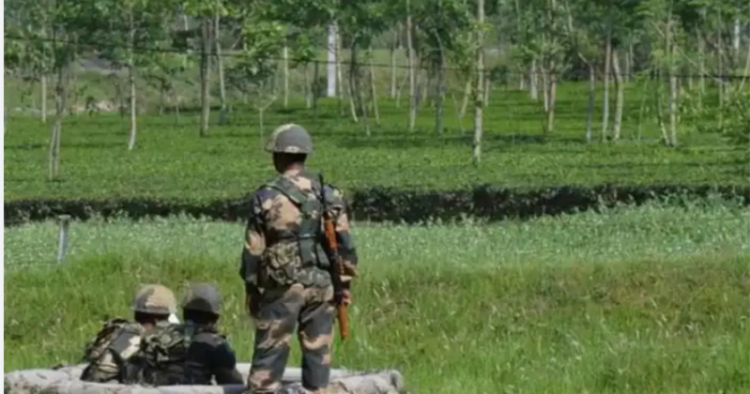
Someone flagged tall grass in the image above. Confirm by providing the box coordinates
[5,201,750,393]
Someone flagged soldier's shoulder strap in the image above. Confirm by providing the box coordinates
[265,174,316,207]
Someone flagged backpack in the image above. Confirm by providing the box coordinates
[134,323,197,386]
[80,318,144,383]
[82,318,130,362]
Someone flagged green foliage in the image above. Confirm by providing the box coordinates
[413,0,474,66]
[722,88,750,145]
[337,0,392,50]
[5,185,748,227]
[4,83,746,195]
[4,0,54,79]
[225,13,286,95]
[261,0,337,28]
[80,0,179,69]
[288,32,319,68]
[5,202,750,392]
[4,82,748,224]
[4,33,25,74]
[183,0,226,17]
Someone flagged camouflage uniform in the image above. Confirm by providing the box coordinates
[80,284,177,383]
[134,283,244,386]
[240,124,359,393]
[181,283,244,385]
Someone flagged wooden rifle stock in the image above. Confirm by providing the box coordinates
[324,212,349,340]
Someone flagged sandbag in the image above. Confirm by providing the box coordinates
[4,363,406,394]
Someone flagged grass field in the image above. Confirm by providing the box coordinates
[5,199,750,393]
[5,51,749,393]
[5,81,746,202]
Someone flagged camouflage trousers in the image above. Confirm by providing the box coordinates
[248,283,335,394]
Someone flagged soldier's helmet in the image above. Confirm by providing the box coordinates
[264,123,313,154]
[181,283,222,315]
[132,284,177,315]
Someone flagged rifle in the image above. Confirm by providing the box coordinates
[320,173,350,341]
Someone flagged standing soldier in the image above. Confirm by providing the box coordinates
[240,123,359,394]
[80,284,177,383]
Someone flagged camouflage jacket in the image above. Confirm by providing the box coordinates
[240,168,358,292]
[80,318,145,383]
[132,321,243,386]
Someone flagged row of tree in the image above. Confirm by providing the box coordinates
[4,0,750,177]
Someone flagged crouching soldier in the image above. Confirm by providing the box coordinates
[80,284,177,383]
[134,283,244,386]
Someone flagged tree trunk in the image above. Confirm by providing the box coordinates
[435,57,446,136]
[460,79,471,118]
[668,57,678,146]
[68,71,78,116]
[359,79,370,136]
[637,75,650,141]
[601,13,613,141]
[48,64,68,181]
[655,70,669,143]
[304,63,312,108]
[698,31,706,95]
[282,41,289,108]
[174,91,181,125]
[114,78,126,118]
[666,6,677,146]
[484,78,491,107]
[396,72,408,108]
[313,61,320,116]
[336,29,344,116]
[716,9,725,131]
[182,6,189,69]
[542,68,549,112]
[199,16,211,137]
[255,86,277,148]
[406,0,417,132]
[159,83,166,115]
[347,44,360,123]
[624,43,632,81]
[585,62,595,143]
[472,0,485,166]
[128,8,137,151]
[737,36,750,92]
[450,92,466,134]
[545,73,557,133]
[420,72,428,109]
[352,47,370,136]
[128,66,137,150]
[529,59,538,100]
[327,23,337,98]
[733,18,742,63]
[215,14,228,125]
[390,33,398,98]
[41,75,48,123]
[630,44,637,83]
[612,49,624,141]
[369,56,381,125]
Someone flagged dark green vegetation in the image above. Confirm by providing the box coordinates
[5,202,750,393]
[5,83,748,225]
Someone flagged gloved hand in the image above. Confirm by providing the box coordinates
[339,289,352,306]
